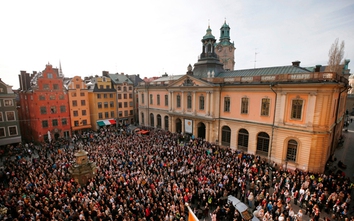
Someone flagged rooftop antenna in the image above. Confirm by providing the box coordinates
[254,48,259,68]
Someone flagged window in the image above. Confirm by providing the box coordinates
[0,113,3,122]
[291,99,303,119]
[238,129,249,151]
[98,102,102,108]
[80,92,85,96]
[72,92,77,97]
[129,102,133,107]
[221,126,231,146]
[187,95,192,109]
[105,112,109,118]
[62,118,67,125]
[199,95,204,110]
[124,110,128,117]
[150,94,153,104]
[119,111,123,117]
[73,111,78,117]
[241,97,249,114]
[123,86,127,92]
[104,94,107,98]
[118,86,121,90]
[76,84,80,89]
[165,95,168,106]
[129,110,133,115]
[157,95,160,105]
[261,98,270,116]
[49,95,56,100]
[52,119,58,126]
[118,94,122,99]
[42,120,48,128]
[97,94,101,99]
[256,132,270,155]
[4,99,13,106]
[81,100,86,106]
[124,94,127,99]
[74,121,79,126]
[129,86,132,90]
[111,111,115,118]
[141,94,144,104]
[286,139,298,162]
[50,106,57,114]
[39,95,45,100]
[0,128,5,137]
[47,73,53,78]
[6,111,15,121]
[40,107,47,115]
[43,84,49,89]
[98,113,103,119]
[82,110,87,116]
[53,84,59,90]
[106,85,110,89]
[177,95,181,108]
[118,102,122,108]
[59,94,65,100]
[141,113,145,124]
[124,102,128,108]
[110,101,114,108]
[110,94,113,98]
[72,100,77,107]
[224,97,230,112]
[100,85,103,89]
[129,94,132,99]
[82,120,87,125]
[60,105,66,113]
[104,102,108,108]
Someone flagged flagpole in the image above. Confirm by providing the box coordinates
[185,203,199,221]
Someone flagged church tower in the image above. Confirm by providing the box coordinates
[215,20,235,71]
[193,24,224,78]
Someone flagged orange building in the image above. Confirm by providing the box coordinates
[137,23,351,173]
[65,76,92,134]
[87,75,116,131]
[18,63,71,143]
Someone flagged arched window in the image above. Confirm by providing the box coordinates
[238,129,249,151]
[157,114,161,128]
[164,116,169,130]
[199,95,204,110]
[177,95,181,108]
[256,132,270,156]
[141,113,144,125]
[187,95,192,109]
[150,113,154,127]
[286,139,298,162]
[221,126,231,146]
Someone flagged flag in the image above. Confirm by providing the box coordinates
[187,204,199,221]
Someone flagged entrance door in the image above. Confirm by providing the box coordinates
[176,118,182,133]
[197,122,206,139]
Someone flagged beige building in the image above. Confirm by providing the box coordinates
[137,23,351,173]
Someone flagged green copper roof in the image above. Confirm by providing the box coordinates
[217,65,311,77]
[221,21,230,29]
[203,25,215,40]
[108,74,133,84]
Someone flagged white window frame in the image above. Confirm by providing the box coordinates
[4,99,13,106]
[5,111,16,121]
[8,125,18,136]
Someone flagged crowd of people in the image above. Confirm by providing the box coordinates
[0,127,353,221]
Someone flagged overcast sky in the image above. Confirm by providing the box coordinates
[1,0,353,89]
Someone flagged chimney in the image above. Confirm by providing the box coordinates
[315,65,322,72]
[292,61,301,67]
[121,72,124,75]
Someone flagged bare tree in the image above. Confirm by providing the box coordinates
[326,38,345,74]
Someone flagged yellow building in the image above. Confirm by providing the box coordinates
[104,71,135,127]
[87,75,117,131]
[66,76,92,133]
[137,23,351,173]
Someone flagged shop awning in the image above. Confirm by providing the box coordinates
[97,119,116,126]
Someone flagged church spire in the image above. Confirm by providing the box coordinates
[59,60,63,77]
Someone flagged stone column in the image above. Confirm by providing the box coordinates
[170,91,173,111]
[206,91,210,116]
[193,91,197,114]
[278,92,287,124]
[181,92,184,113]
[307,92,317,126]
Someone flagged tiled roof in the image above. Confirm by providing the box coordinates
[218,65,312,77]
[108,74,133,84]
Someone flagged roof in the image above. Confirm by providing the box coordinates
[218,65,311,78]
[108,73,133,84]
[203,25,215,40]
[152,75,184,82]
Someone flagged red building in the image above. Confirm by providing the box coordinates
[18,63,71,143]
